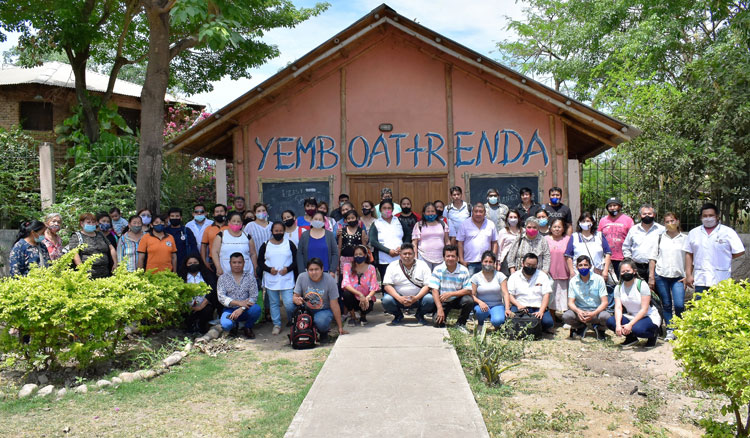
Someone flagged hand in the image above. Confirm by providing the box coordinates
[622,323,632,335]
[479,302,489,312]
[648,278,655,291]
[505,308,514,318]
[576,310,587,322]
[270,268,278,275]
[439,292,453,303]
[495,261,502,271]
[359,298,370,311]
[279,267,288,276]
[616,326,623,336]
[330,272,336,278]
[404,296,417,306]
[111,264,118,273]
[532,310,544,319]
[216,266,224,276]
[229,307,244,320]
[685,274,694,288]
[293,295,304,306]
[389,249,399,257]
[336,227,342,237]
[516,305,526,312]
[338,328,349,335]
[434,308,445,324]
[396,295,410,306]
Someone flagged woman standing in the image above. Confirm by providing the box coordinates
[508,217,550,273]
[212,212,257,276]
[70,213,118,278]
[360,200,377,233]
[471,251,512,328]
[338,209,368,269]
[282,210,301,246]
[606,260,661,347]
[317,201,337,231]
[368,200,404,281]
[96,211,118,248]
[258,222,298,335]
[648,212,686,341]
[565,212,612,279]
[137,208,153,233]
[297,211,338,276]
[244,203,273,256]
[535,209,551,236]
[496,209,522,275]
[117,215,144,272]
[137,215,177,273]
[9,220,50,276]
[340,245,378,326]
[411,202,449,271]
[178,253,219,334]
[546,218,572,318]
[41,213,63,260]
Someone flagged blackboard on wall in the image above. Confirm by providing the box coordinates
[260,180,331,221]
[468,175,540,208]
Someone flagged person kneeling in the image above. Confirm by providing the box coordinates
[507,253,554,332]
[471,251,512,328]
[218,253,261,338]
[429,245,474,331]
[563,255,610,340]
[382,243,435,325]
[293,258,348,342]
[606,259,661,348]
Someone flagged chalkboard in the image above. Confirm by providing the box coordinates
[468,175,540,208]
[260,180,331,221]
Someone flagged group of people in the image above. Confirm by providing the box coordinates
[8,186,745,347]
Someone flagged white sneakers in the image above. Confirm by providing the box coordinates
[665,329,676,341]
[272,326,281,335]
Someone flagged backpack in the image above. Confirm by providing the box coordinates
[289,305,317,349]
[508,309,543,340]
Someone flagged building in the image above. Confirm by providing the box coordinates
[165,4,639,220]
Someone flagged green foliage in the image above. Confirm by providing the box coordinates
[449,323,529,387]
[0,126,41,228]
[44,185,136,241]
[672,280,750,437]
[517,404,586,435]
[0,249,207,371]
[131,337,191,371]
[635,388,664,424]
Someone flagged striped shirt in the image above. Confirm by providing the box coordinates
[428,262,472,294]
[244,221,273,254]
[117,233,142,272]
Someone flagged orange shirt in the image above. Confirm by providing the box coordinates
[138,233,177,272]
[202,224,228,255]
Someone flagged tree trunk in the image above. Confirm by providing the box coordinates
[135,4,170,213]
[68,55,100,144]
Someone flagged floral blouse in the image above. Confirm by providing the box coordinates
[42,234,63,260]
[340,262,379,302]
[9,240,50,276]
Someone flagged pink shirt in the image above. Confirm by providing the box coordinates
[598,214,634,261]
[412,221,448,264]
[546,235,571,280]
[340,263,379,301]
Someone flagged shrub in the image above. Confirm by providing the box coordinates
[672,279,750,437]
[0,249,207,371]
[0,126,41,228]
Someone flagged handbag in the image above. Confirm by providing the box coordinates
[508,309,543,340]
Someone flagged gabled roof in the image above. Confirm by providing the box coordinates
[0,61,199,105]
[165,3,639,160]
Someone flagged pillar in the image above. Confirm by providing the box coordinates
[215,159,227,206]
[39,142,55,210]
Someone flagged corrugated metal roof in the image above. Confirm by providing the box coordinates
[0,61,200,105]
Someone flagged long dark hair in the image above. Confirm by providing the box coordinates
[15,220,45,244]
[178,252,217,291]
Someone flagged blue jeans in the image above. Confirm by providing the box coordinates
[467,262,482,276]
[694,285,710,300]
[309,308,334,334]
[382,293,436,319]
[474,304,506,327]
[266,288,295,327]
[220,304,262,331]
[606,315,658,339]
[654,275,685,326]
[510,305,554,330]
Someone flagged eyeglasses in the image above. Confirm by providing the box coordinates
[194,210,205,214]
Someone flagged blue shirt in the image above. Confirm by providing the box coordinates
[165,226,197,266]
[567,272,607,311]
[307,235,330,272]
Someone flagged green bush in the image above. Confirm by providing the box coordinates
[0,126,41,229]
[672,279,750,437]
[0,249,207,371]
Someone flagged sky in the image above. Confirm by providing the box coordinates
[0,0,527,112]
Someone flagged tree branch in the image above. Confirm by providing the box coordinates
[158,0,178,14]
[169,36,198,60]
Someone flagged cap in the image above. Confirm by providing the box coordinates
[605,197,622,208]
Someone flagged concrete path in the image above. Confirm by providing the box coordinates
[284,308,490,438]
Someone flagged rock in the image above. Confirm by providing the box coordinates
[37,385,55,397]
[195,335,209,343]
[119,372,136,383]
[57,388,67,397]
[74,384,88,394]
[206,328,221,340]
[156,368,168,375]
[137,369,156,380]
[37,374,49,385]
[183,342,193,353]
[18,383,38,398]
[96,380,112,388]
[111,377,122,385]
[163,352,183,367]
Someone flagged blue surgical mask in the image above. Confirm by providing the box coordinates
[354,255,367,264]
[83,224,97,233]
[550,197,560,204]
[425,214,437,222]
[140,215,152,225]
[538,218,548,227]
[311,220,325,229]
[34,234,45,243]
[153,224,165,233]
[488,196,498,205]
[99,223,111,231]
[578,268,590,277]
[194,215,206,222]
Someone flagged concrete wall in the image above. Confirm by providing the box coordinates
[0,229,18,277]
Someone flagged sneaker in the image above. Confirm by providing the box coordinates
[319,332,329,343]
[456,324,470,334]
[242,327,256,339]
[576,326,587,338]
[593,326,607,341]
[271,326,281,335]
[347,318,357,327]
[621,334,638,346]
[209,318,220,326]
[569,328,580,340]
[416,317,429,326]
[665,330,676,341]
[644,337,658,348]
[360,314,368,326]
[562,323,571,329]
[229,326,239,338]
[390,315,404,325]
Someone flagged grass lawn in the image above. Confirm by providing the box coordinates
[0,342,330,438]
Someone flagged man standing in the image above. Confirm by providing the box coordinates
[201,204,228,270]
[186,203,214,249]
[396,197,420,243]
[598,197,634,278]
[456,203,498,275]
[684,203,745,296]
[330,194,350,222]
[484,188,509,232]
[429,245,473,332]
[374,188,402,218]
[165,207,198,266]
[516,187,541,223]
[382,243,435,325]
[542,186,573,233]
[623,204,664,283]
[446,186,470,245]
[230,196,247,218]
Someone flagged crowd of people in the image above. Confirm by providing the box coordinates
[8,186,745,347]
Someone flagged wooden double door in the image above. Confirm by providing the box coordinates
[348,174,449,214]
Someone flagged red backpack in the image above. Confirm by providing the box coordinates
[289,305,317,349]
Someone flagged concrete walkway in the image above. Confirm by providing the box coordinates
[284,309,490,438]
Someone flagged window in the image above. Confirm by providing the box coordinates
[118,107,140,134]
[19,101,53,131]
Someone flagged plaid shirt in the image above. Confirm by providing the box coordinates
[427,262,471,294]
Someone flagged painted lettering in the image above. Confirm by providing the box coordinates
[425,132,447,167]
[406,134,426,167]
[367,134,391,167]
[295,137,316,169]
[275,137,295,170]
[455,131,475,167]
[500,129,524,166]
[317,135,339,170]
[256,136,274,171]
[522,129,549,166]
[348,136,369,168]
[475,131,496,166]
[389,133,407,166]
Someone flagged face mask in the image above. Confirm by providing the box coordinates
[49,225,61,232]
[354,255,367,264]
[702,217,717,228]
[382,211,392,219]
[272,232,285,241]
[186,263,201,273]
[620,272,635,282]
[347,220,358,227]
[482,263,495,272]
[34,234,46,243]
[538,218,548,227]
[436,209,444,217]
[256,212,268,221]
[229,224,243,232]
[317,210,327,216]
[665,223,679,232]
[83,224,97,233]
[578,268,590,277]
[424,214,437,222]
[525,228,538,238]
[608,208,619,216]
[169,218,182,227]
[508,218,518,226]
[522,266,537,276]
[488,196,498,205]
[130,225,143,233]
[152,224,165,233]
[305,208,317,217]
[311,220,325,229]
[214,215,225,223]
[550,197,560,204]
[362,208,371,216]
[140,215,152,225]
[242,218,252,226]
[283,218,295,227]
[579,222,592,231]
[99,223,111,231]
[401,207,412,214]
[194,215,206,222]
[340,201,346,207]
[641,216,654,224]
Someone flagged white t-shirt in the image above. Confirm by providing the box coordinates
[614,280,661,326]
[507,269,552,308]
[649,232,687,278]
[261,240,295,291]
[373,217,404,265]
[186,219,214,249]
[382,259,432,297]
[471,271,507,307]
[683,224,745,287]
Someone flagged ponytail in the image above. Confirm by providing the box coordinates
[15,220,45,244]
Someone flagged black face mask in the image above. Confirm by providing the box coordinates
[242,218,252,226]
[186,263,200,273]
[362,208,371,216]
[620,272,635,281]
[283,218,295,228]
[608,209,619,216]
[522,266,537,276]
[347,220,358,227]
[169,218,182,227]
[436,209,444,217]
[214,215,225,223]
[401,207,412,215]
[641,216,654,224]
[272,232,285,241]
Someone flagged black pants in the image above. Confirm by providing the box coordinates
[186,302,215,334]
[440,295,474,325]
[635,262,650,283]
[341,289,374,314]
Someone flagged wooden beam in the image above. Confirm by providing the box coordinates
[189,128,237,158]
[445,63,455,188]
[339,67,348,194]
[560,117,618,148]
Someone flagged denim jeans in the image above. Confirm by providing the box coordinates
[466,262,482,276]
[474,304,506,327]
[220,304,262,331]
[606,315,658,339]
[266,288,295,327]
[510,305,554,330]
[694,285,710,300]
[381,293,436,319]
[309,308,334,334]
[654,275,685,326]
